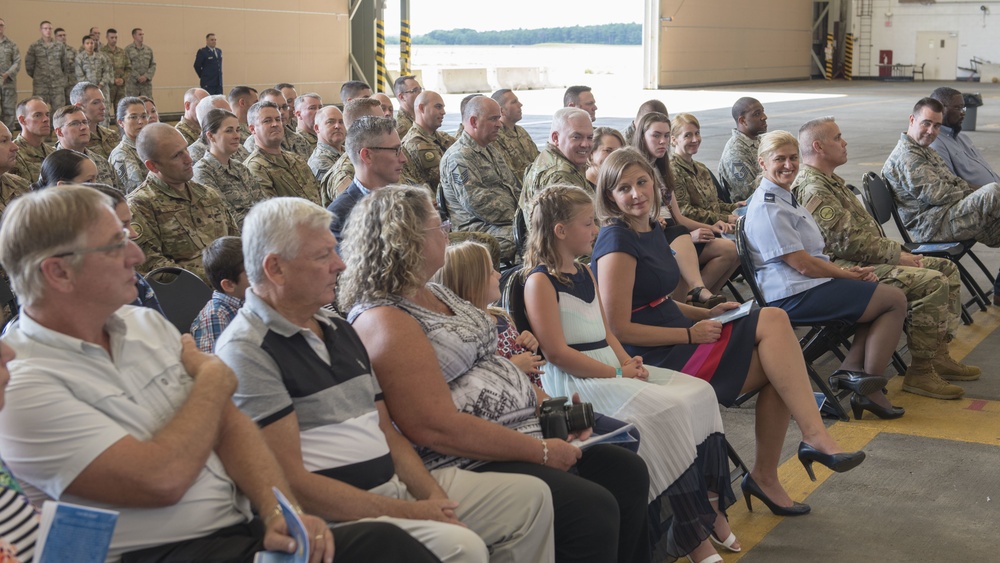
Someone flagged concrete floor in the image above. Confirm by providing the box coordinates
[457,78,1000,562]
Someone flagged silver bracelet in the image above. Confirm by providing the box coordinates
[540,439,549,466]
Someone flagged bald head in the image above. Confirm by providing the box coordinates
[798,116,847,173]
[196,95,232,127]
[183,88,210,121]
[137,122,184,162]
[465,96,502,146]
[372,93,394,118]
[415,90,445,133]
[315,105,346,147]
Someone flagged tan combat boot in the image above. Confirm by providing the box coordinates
[932,342,981,381]
[902,359,965,400]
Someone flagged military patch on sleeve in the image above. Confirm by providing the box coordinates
[130,222,143,239]
[423,151,436,162]
[764,192,775,203]
[818,206,836,222]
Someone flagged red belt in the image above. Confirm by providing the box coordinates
[632,295,669,314]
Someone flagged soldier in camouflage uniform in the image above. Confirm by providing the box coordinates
[491,89,539,180]
[392,75,420,138]
[26,22,70,110]
[670,113,740,225]
[0,122,30,213]
[0,19,19,129]
[192,109,267,230]
[101,29,131,112]
[12,97,54,183]
[308,105,345,181]
[883,97,1000,249]
[189,94,249,163]
[244,100,321,204]
[227,86,258,144]
[439,96,521,263]
[109,97,150,193]
[293,93,321,152]
[175,88,209,146]
[797,116,976,400]
[519,108,592,222]
[53,105,123,192]
[128,123,236,281]
[75,37,112,105]
[70,82,120,160]
[401,90,454,193]
[318,98,384,204]
[718,97,767,202]
[125,29,155,98]
[53,28,76,106]
[242,89,311,158]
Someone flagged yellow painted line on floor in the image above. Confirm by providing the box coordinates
[722,305,1000,561]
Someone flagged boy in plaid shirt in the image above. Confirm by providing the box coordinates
[191,236,247,352]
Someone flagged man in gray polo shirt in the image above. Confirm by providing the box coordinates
[216,197,555,563]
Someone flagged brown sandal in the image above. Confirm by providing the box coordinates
[687,286,726,309]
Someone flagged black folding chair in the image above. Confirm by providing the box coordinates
[0,275,19,333]
[734,217,854,421]
[862,171,994,323]
[144,267,214,334]
[512,208,528,262]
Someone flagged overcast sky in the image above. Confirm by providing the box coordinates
[381,0,643,36]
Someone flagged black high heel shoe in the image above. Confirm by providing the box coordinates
[797,442,866,481]
[740,473,811,516]
[829,370,888,396]
[851,394,905,420]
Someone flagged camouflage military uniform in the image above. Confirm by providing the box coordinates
[308,142,342,181]
[58,143,123,193]
[25,39,69,109]
[127,174,236,282]
[717,128,760,202]
[395,109,414,139]
[100,44,131,111]
[109,136,148,194]
[519,143,591,221]
[243,131,305,157]
[794,163,962,358]
[319,152,354,207]
[87,125,121,161]
[401,123,454,191]
[620,122,636,144]
[12,135,54,183]
[0,172,30,214]
[192,152,267,230]
[244,148,321,204]
[62,47,76,104]
[671,156,738,224]
[238,123,251,144]
[75,50,112,102]
[189,139,249,164]
[0,36,20,128]
[284,125,313,160]
[494,124,538,180]
[125,44,155,98]
[439,131,521,262]
[175,119,200,146]
[296,127,318,152]
[882,132,1000,246]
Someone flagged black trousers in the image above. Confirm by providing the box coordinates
[121,518,442,563]
[476,443,651,563]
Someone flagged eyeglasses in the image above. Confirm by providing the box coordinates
[402,87,422,95]
[51,228,131,258]
[64,119,91,128]
[366,146,403,156]
[124,113,148,121]
[425,220,451,234]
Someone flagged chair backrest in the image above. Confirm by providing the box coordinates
[734,216,768,307]
[710,170,732,204]
[862,172,914,244]
[512,208,528,260]
[143,267,214,334]
[499,264,533,338]
[0,275,19,332]
[435,183,450,222]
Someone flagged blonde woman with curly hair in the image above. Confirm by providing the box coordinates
[342,185,653,563]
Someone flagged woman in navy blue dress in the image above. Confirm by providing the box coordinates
[592,147,866,517]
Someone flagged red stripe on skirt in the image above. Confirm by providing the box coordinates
[681,323,733,382]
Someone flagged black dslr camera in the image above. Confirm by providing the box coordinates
[538,396,594,440]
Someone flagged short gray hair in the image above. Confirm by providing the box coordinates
[0,185,114,307]
[295,93,322,109]
[69,82,101,105]
[345,116,397,165]
[242,197,333,285]
[248,100,279,127]
[798,116,836,158]
[550,107,589,134]
[196,94,229,124]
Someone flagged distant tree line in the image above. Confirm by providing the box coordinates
[387,23,641,45]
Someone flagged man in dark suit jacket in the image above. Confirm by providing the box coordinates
[193,33,222,95]
[328,116,406,242]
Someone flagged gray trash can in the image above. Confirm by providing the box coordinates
[962,92,983,131]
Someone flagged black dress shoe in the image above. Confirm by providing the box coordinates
[829,370,888,396]
[740,473,811,516]
[797,442,866,481]
[851,394,905,420]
